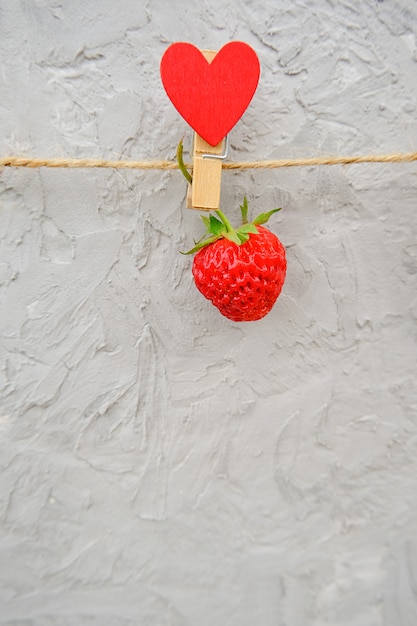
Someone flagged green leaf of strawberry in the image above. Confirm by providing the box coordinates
[239,223,258,235]
[183,234,222,255]
[252,208,282,225]
[240,197,249,224]
[209,215,225,236]
[200,215,211,229]
[224,230,243,245]
[181,197,281,255]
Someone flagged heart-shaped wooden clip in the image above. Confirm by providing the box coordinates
[160,42,260,210]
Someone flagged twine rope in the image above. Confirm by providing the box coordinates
[0,151,416,171]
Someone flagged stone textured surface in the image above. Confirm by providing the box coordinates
[1,1,417,624]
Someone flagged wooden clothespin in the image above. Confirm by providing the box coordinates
[160,42,260,211]
[186,132,225,211]
[186,50,224,211]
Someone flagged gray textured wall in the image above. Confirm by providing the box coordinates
[1,1,417,624]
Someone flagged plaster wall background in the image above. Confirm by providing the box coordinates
[1,1,417,624]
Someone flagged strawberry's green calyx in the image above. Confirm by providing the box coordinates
[182,197,281,255]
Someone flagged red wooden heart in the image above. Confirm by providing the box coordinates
[160,42,260,146]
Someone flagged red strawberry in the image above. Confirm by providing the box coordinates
[184,198,286,322]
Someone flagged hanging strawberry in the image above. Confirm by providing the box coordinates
[183,198,287,322]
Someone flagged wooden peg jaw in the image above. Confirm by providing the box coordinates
[186,133,224,211]
[186,49,223,212]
